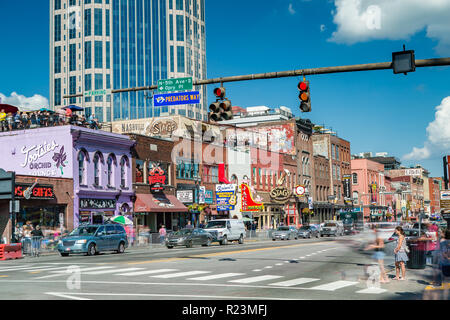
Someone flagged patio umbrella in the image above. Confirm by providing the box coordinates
[40,108,54,113]
[111,215,133,225]
[0,104,18,114]
[63,105,84,112]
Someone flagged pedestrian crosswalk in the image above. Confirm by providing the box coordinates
[0,264,389,294]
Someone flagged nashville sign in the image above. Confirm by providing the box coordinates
[270,186,292,203]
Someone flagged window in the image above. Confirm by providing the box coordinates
[54,46,61,73]
[95,41,102,68]
[176,15,184,41]
[352,173,358,184]
[69,44,76,71]
[353,191,359,204]
[94,9,102,36]
[85,74,92,91]
[120,156,129,188]
[177,46,185,73]
[93,153,101,186]
[85,41,91,69]
[55,0,61,10]
[54,78,61,106]
[78,151,87,185]
[105,9,110,36]
[107,154,115,187]
[84,9,91,36]
[331,144,335,160]
[54,15,61,42]
[69,76,76,104]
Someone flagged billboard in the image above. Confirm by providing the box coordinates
[216,184,236,211]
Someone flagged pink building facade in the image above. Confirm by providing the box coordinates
[351,159,391,222]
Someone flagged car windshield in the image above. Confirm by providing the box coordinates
[205,221,226,229]
[171,229,192,236]
[69,226,98,236]
[324,223,336,227]
[277,227,290,231]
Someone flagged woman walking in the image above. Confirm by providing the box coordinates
[365,227,390,283]
[394,226,409,280]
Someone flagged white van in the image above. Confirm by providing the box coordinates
[203,219,246,245]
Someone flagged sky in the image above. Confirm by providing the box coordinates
[0,0,449,177]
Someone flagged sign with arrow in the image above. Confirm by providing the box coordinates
[153,91,200,107]
[158,77,193,93]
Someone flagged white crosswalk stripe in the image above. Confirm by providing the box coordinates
[0,266,52,272]
[115,269,179,276]
[82,268,144,275]
[229,275,283,284]
[33,266,115,279]
[151,271,211,279]
[187,273,245,281]
[23,266,79,273]
[308,280,358,291]
[268,278,320,287]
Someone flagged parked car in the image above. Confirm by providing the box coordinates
[320,221,344,237]
[57,224,128,257]
[166,228,213,249]
[203,219,246,245]
[297,225,320,238]
[272,226,298,241]
[387,228,426,242]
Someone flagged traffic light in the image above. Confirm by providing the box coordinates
[209,87,233,122]
[298,80,311,112]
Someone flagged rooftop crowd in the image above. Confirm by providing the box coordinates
[0,108,101,132]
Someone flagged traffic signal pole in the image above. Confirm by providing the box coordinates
[63,57,450,99]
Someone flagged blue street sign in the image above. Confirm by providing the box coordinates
[154,91,201,107]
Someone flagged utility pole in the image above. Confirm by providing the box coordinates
[63,57,450,100]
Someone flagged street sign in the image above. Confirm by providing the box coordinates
[84,89,111,97]
[158,77,193,93]
[441,190,450,210]
[154,91,201,107]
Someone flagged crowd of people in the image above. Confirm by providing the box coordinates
[0,108,101,132]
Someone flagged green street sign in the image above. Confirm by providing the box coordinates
[84,89,111,97]
[158,77,193,93]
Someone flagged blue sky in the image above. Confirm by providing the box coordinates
[0,0,449,177]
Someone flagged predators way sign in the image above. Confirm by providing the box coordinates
[241,184,264,212]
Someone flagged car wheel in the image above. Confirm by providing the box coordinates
[60,253,69,257]
[202,238,212,247]
[167,246,174,249]
[272,239,276,241]
[87,243,96,256]
[186,240,193,248]
[221,236,228,246]
[308,234,311,239]
[117,242,125,254]
[238,235,244,244]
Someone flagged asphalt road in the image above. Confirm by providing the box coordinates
[0,234,443,301]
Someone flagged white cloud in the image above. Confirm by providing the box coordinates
[403,96,450,161]
[0,92,49,112]
[328,0,450,55]
[288,3,296,15]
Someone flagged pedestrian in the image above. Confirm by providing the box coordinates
[0,109,6,132]
[159,225,167,245]
[31,225,44,257]
[393,226,409,280]
[14,112,21,129]
[185,221,193,229]
[22,221,33,255]
[6,112,13,131]
[65,108,72,124]
[364,226,390,283]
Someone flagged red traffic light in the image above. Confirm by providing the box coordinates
[214,87,226,98]
[298,81,309,91]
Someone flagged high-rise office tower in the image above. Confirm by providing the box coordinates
[50,0,207,123]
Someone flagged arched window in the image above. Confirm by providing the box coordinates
[93,152,103,186]
[120,156,129,188]
[107,154,116,187]
[78,150,88,185]
[352,173,358,185]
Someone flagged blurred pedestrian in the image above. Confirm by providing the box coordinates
[393,226,409,280]
[65,107,72,124]
[159,225,166,245]
[365,226,390,283]
[0,109,6,131]
[31,225,44,257]
[6,112,13,131]
[185,221,193,229]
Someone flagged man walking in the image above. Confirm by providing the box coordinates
[159,225,167,245]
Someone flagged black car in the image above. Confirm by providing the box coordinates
[166,228,213,249]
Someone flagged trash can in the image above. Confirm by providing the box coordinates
[406,240,427,269]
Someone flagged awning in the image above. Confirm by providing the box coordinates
[134,193,188,213]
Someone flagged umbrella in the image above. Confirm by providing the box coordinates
[63,105,84,111]
[40,108,54,113]
[0,104,18,114]
[111,215,133,225]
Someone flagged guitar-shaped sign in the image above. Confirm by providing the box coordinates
[23,179,39,200]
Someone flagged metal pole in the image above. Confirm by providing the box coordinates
[63,57,450,99]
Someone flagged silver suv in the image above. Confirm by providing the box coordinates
[320,221,344,237]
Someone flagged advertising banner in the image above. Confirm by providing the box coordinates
[216,184,236,211]
[241,184,264,212]
[176,190,194,204]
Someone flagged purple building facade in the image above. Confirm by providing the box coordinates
[0,126,135,236]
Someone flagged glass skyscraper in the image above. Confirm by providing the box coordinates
[50,0,207,122]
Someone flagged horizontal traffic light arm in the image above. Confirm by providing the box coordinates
[64,57,450,98]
